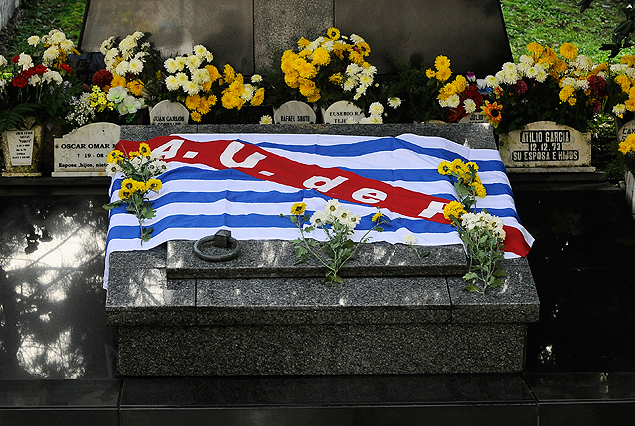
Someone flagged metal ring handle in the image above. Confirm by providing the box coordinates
[193,230,241,262]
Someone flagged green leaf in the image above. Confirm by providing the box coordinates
[462,271,478,281]
[463,285,479,293]
[492,270,508,278]
[102,200,122,210]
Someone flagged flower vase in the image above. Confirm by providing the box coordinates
[497,121,593,172]
[1,117,43,177]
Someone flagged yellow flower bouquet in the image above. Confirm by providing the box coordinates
[279,27,377,108]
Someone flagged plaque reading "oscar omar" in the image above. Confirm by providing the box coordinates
[498,121,592,171]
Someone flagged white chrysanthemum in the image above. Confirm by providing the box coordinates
[17,53,33,70]
[42,46,58,65]
[575,79,589,91]
[560,77,576,87]
[626,68,635,79]
[164,58,178,74]
[484,75,499,88]
[132,31,144,40]
[175,57,186,71]
[119,37,136,54]
[100,37,115,55]
[307,40,320,52]
[115,61,130,76]
[463,98,477,114]
[251,74,263,83]
[535,68,548,83]
[165,75,180,91]
[186,54,203,71]
[359,74,373,87]
[322,40,334,51]
[516,62,530,76]
[345,63,362,76]
[28,75,42,86]
[500,69,519,85]
[502,62,517,74]
[117,95,144,115]
[106,163,121,177]
[27,35,40,46]
[525,66,538,79]
[361,65,377,76]
[438,98,448,108]
[613,103,627,117]
[388,97,401,108]
[446,94,460,108]
[350,33,365,44]
[401,234,418,245]
[369,102,384,116]
[324,199,341,215]
[610,63,627,73]
[519,55,534,65]
[0,55,7,67]
[342,78,356,92]
[183,80,200,96]
[105,47,118,63]
[50,30,66,45]
[205,51,214,62]
[345,117,357,124]
[128,58,144,75]
[335,208,353,225]
[574,55,594,71]
[259,115,273,124]
[61,39,75,52]
[43,70,63,84]
[310,210,328,227]
[175,72,189,86]
[192,68,210,85]
[193,44,207,57]
[134,51,148,60]
[240,84,255,101]
[368,115,383,124]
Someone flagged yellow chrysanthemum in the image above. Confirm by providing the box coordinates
[297,37,310,49]
[290,202,307,215]
[625,98,635,112]
[127,80,143,97]
[327,27,340,40]
[527,42,544,56]
[443,201,466,221]
[473,182,487,198]
[190,111,202,122]
[206,64,221,83]
[559,42,578,60]
[552,59,568,74]
[466,161,479,172]
[437,161,451,175]
[121,178,142,193]
[621,55,635,68]
[128,151,140,158]
[110,74,127,88]
[138,143,151,157]
[223,64,236,84]
[434,55,450,71]
[251,88,265,106]
[185,94,201,111]
[118,188,132,200]
[107,149,124,164]
[450,158,467,175]
[147,178,162,191]
[312,47,331,66]
[436,67,452,82]
[329,72,343,84]
[357,42,371,57]
[559,86,575,102]
[372,211,384,222]
[615,74,631,93]
[349,50,364,65]
[426,68,436,78]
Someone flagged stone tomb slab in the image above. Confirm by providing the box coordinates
[273,100,317,124]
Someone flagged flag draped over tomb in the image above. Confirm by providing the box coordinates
[103,133,533,287]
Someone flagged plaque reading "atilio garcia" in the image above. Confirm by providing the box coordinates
[498,121,592,171]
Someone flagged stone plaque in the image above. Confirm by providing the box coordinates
[150,100,190,125]
[5,130,35,166]
[79,0,254,74]
[273,100,316,124]
[322,101,365,124]
[52,122,121,177]
[459,113,487,124]
[335,0,512,76]
[617,120,635,142]
[498,121,593,172]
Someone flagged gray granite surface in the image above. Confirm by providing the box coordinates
[119,123,497,149]
[168,239,467,279]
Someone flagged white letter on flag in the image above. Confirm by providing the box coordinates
[303,176,348,192]
[418,201,446,218]
[352,188,387,204]
[152,139,184,159]
[220,141,267,168]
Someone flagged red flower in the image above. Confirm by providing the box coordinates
[92,69,113,89]
[12,75,28,88]
[60,63,73,74]
[514,80,528,94]
[22,67,36,78]
[588,75,607,98]
[12,55,19,63]
[34,64,48,75]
